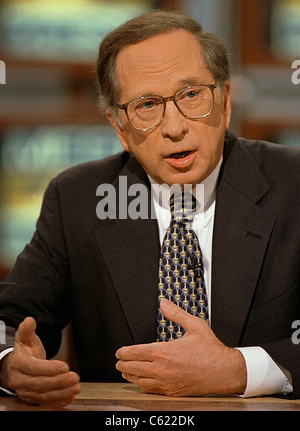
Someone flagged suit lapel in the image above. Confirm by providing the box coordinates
[93,155,160,345]
[211,134,276,346]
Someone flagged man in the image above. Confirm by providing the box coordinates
[0,11,300,407]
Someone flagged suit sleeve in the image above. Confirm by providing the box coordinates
[0,178,71,358]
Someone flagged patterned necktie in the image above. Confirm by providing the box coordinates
[157,191,209,341]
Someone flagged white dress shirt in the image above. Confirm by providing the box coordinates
[149,157,292,397]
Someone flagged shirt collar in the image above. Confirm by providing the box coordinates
[149,156,222,210]
[148,156,222,230]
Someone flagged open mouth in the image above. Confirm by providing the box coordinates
[169,151,192,159]
[164,150,196,169]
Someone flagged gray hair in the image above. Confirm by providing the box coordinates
[95,10,230,115]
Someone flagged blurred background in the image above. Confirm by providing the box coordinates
[0,0,299,363]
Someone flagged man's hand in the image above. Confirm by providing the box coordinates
[0,317,81,407]
[116,300,247,397]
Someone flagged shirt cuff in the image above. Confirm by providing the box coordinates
[0,347,16,396]
[236,346,293,398]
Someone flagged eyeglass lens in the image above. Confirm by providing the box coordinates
[127,85,214,130]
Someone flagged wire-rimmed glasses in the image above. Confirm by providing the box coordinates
[114,81,219,131]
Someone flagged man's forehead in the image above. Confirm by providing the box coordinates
[115,30,210,96]
[117,29,202,63]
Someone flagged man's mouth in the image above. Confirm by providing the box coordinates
[164,150,197,169]
[169,151,192,159]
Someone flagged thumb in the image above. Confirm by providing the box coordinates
[15,317,46,359]
[16,317,37,345]
[160,299,200,333]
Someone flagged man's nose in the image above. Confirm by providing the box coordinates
[160,101,189,141]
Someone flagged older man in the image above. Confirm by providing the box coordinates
[0,11,299,407]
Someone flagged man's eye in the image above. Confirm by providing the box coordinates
[184,89,201,99]
[137,99,159,111]
[144,101,155,109]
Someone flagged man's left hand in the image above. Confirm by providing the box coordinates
[115,299,247,397]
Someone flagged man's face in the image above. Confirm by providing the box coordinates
[108,29,231,186]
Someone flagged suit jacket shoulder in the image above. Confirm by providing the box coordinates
[54,150,130,188]
[225,131,300,183]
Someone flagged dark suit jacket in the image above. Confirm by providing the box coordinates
[1,131,300,396]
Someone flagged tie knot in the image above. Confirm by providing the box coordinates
[170,192,196,223]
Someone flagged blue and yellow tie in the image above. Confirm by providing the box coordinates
[157,192,209,341]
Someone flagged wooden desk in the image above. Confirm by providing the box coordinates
[1,383,300,411]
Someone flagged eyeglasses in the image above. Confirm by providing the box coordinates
[114,81,218,131]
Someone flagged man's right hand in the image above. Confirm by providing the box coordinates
[0,317,81,407]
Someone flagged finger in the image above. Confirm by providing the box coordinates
[13,355,70,377]
[121,373,164,396]
[11,363,81,408]
[116,358,154,378]
[18,381,82,408]
[15,370,80,393]
[116,343,156,361]
[120,372,149,388]
[160,299,203,332]
[14,317,47,360]
[40,382,82,407]
[15,317,37,345]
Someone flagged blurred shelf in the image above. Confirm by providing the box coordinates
[241,0,300,66]
[242,120,300,142]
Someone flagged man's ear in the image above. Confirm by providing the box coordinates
[223,81,232,130]
[106,108,130,152]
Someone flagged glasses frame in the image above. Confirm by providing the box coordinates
[114,80,219,131]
